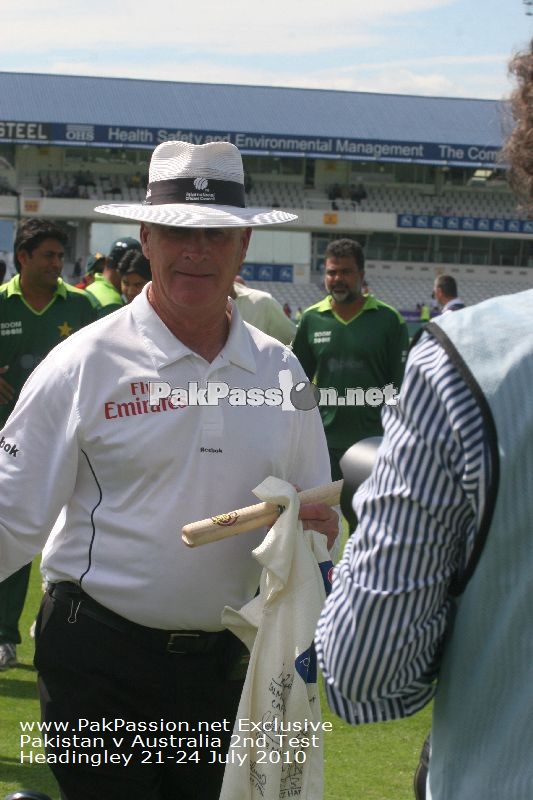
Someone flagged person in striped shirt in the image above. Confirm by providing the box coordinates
[315,40,533,800]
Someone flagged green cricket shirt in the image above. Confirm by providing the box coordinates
[291,294,409,450]
[0,275,97,427]
[85,273,124,317]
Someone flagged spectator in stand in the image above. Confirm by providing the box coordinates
[328,183,343,210]
[349,183,367,208]
[244,171,253,193]
[38,174,53,195]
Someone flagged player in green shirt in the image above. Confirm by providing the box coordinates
[0,273,97,426]
[0,218,97,671]
[84,258,124,317]
[292,238,409,481]
[85,237,142,317]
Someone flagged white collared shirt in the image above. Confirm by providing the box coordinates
[0,287,331,629]
[441,298,465,313]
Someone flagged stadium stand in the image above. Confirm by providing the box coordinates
[249,270,532,318]
[1,71,532,309]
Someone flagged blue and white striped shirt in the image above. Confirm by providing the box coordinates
[315,333,491,723]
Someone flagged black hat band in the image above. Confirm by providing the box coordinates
[144,178,245,207]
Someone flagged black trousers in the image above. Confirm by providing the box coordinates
[34,588,246,800]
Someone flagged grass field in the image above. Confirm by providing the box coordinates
[0,560,432,799]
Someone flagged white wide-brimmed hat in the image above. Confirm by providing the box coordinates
[95,140,298,228]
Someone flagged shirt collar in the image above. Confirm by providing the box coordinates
[315,293,378,315]
[441,298,463,312]
[130,286,257,373]
[5,274,67,299]
[92,273,114,289]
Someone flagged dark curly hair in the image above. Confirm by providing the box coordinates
[13,218,68,272]
[502,39,533,213]
[117,250,152,282]
[324,238,364,271]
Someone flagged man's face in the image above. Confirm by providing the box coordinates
[17,238,64,291]
[433,282,444,307]
[140,223,251,312]
[121,272,148,304]
[324,256,365,305]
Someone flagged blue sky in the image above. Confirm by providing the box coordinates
[4,0,533,99]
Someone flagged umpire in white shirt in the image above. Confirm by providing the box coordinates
[0,141,337,800]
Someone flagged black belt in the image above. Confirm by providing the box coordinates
[48,582,228,655]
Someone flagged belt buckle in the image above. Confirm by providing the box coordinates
[167,632,202,655]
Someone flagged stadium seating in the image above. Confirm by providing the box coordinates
[247,268,533,319]
[245,282,324,313]
[18,169,522,222]
[245,179,521,219]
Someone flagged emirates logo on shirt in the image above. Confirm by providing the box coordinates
[103,381,187,421]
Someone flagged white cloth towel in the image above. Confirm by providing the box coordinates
[220,476,333,800]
